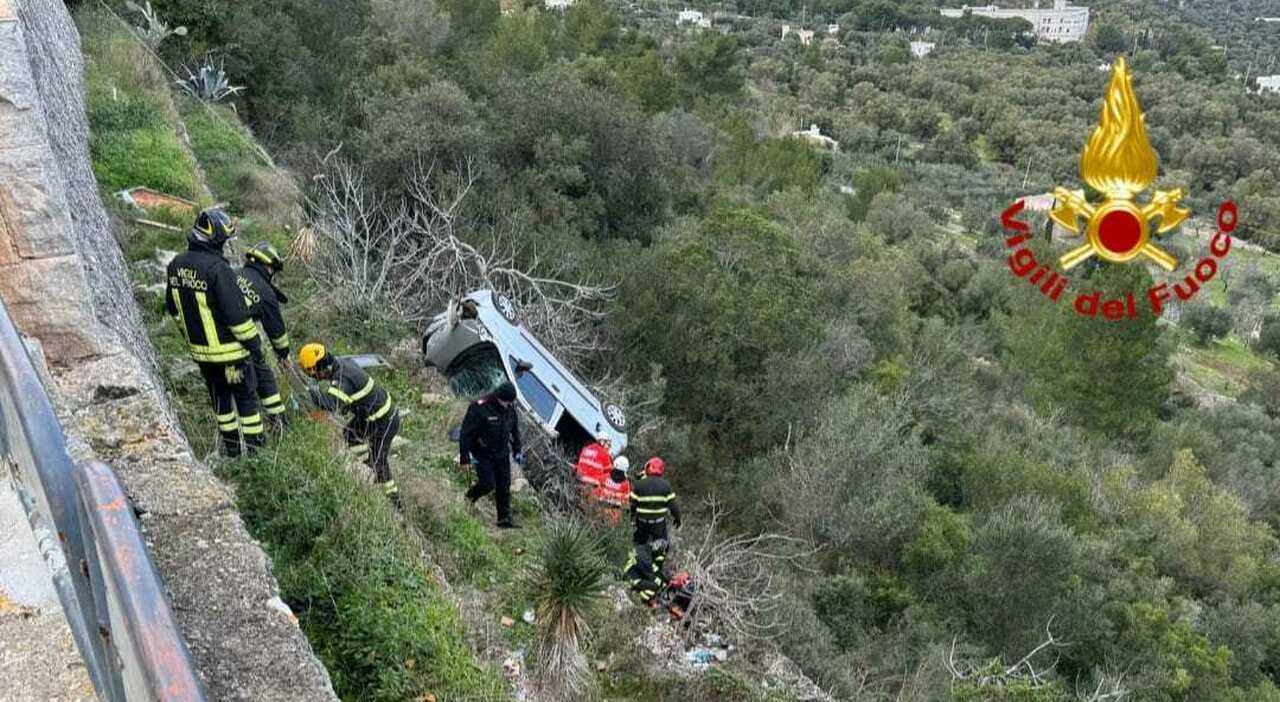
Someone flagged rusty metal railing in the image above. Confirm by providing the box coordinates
[0,297,206,701]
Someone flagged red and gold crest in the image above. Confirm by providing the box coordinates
[1051,58,1189,271]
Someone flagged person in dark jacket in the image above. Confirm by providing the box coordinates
[165,208,265,458]
[630,457,681,558]
[236,242,290,431]
[622,542,666,608]
[298,343,402,509]
[459,381,522,528]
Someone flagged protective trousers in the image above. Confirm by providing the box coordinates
[198,360,262,457]
[466,457,512,524]
[344,411,401,498]
[633,519,669,571]
[251,355,286,421]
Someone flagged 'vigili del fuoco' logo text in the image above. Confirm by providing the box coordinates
[1001,57,1237,319]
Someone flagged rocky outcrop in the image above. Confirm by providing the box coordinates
[0,1,337,698]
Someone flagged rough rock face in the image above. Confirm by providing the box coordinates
[0,1,338,698]
[11,0,151,366]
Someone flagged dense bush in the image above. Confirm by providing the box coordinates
[1183,303,1234,345]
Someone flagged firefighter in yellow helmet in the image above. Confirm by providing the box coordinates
[299,343,402,509]
[236,242,291,432]
[165,208,265,458]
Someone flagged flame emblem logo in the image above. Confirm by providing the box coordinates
[1051,58,1189,271]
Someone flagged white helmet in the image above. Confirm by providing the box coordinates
[596,432,612,445]
[613,456,630,473]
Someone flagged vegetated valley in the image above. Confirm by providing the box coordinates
[81,0,1280,699]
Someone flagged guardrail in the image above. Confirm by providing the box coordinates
[0,297,206,701]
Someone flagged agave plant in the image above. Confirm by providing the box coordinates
[176,56,244,103]
[125,1,187,51]
[527,518,609,700]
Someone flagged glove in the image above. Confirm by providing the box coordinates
[513,452,526,465]
[224,365,245,385]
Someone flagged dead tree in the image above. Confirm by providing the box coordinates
[674,497,812,645]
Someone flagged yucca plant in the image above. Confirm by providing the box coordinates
[126,1,187,50]
[176,56,244,103]
[526,518,610,700]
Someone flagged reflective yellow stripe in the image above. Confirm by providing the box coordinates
[190,291,249,362]
[349,378,375,403]
[261,393,283,406]
[170,290,189,341]
[270,333,290,351]
[229,319,258,342]
[241,413,262,426]
[218,420,239,432]
[382,481,398,495]
[635,507,668,515]
[350,444,370,455]
[216,412,237,423]
[632,494,672,503]
[264,404,286,416]
[327,386,352,404]
[367,396,393,421]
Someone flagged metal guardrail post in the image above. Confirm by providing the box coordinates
[0,296,207,701]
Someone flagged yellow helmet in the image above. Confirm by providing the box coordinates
[298,343,327,373]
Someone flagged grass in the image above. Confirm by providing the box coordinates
[79,10,199,199]
[179,100,295,219]
[1174,333,1273,399]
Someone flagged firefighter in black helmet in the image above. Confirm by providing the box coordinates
[237,242,290,432]
[165,209,265,457]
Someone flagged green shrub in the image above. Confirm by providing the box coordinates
[526,518,608,698]
[180,102,265,210]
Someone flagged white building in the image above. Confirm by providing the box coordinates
[544,0,574,9]
[910,41,936,58]
[781,24,791,39]
[677,9,703,24]
[827,23,840,35]
[792,124,839,152]
[797,29,814,45]
[697,16,712,29]
[940,0,1090,43]
[1257,75,1280,94]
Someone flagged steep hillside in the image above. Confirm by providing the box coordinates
[78,8,814,701]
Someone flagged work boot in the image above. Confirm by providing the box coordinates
[389,492,404,512]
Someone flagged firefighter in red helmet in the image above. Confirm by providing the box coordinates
[630,457,680,569]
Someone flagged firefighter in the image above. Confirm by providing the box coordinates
[166,208,265,458]
[623,542,666,608]
[575,433,613,488]
[237,242,290,432]
[631,457,680,559]
[459,381,522,529]
[298,343,402,509]
[592,455,632,525]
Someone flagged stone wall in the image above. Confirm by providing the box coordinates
[0,0,111,363]
[0,1,338,698]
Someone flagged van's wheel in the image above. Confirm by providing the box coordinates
[493,292,520,325]
[604,403,627,431]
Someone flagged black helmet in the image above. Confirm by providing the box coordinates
[191,208,236,247]
[495,381,517,403]
[246,241,284,272]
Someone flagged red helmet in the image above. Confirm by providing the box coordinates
[644,457,665,476]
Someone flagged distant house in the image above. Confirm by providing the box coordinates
[781,24,791,39]
[792,124,839,152]
[797,29,815,45]
[544,0,573,9]
[940,0,1089,43]
[827,23,840,35]
[1257,75,1280,94]
[910,41,936,58]
[677,9,703,24]
[697,16,712,29]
